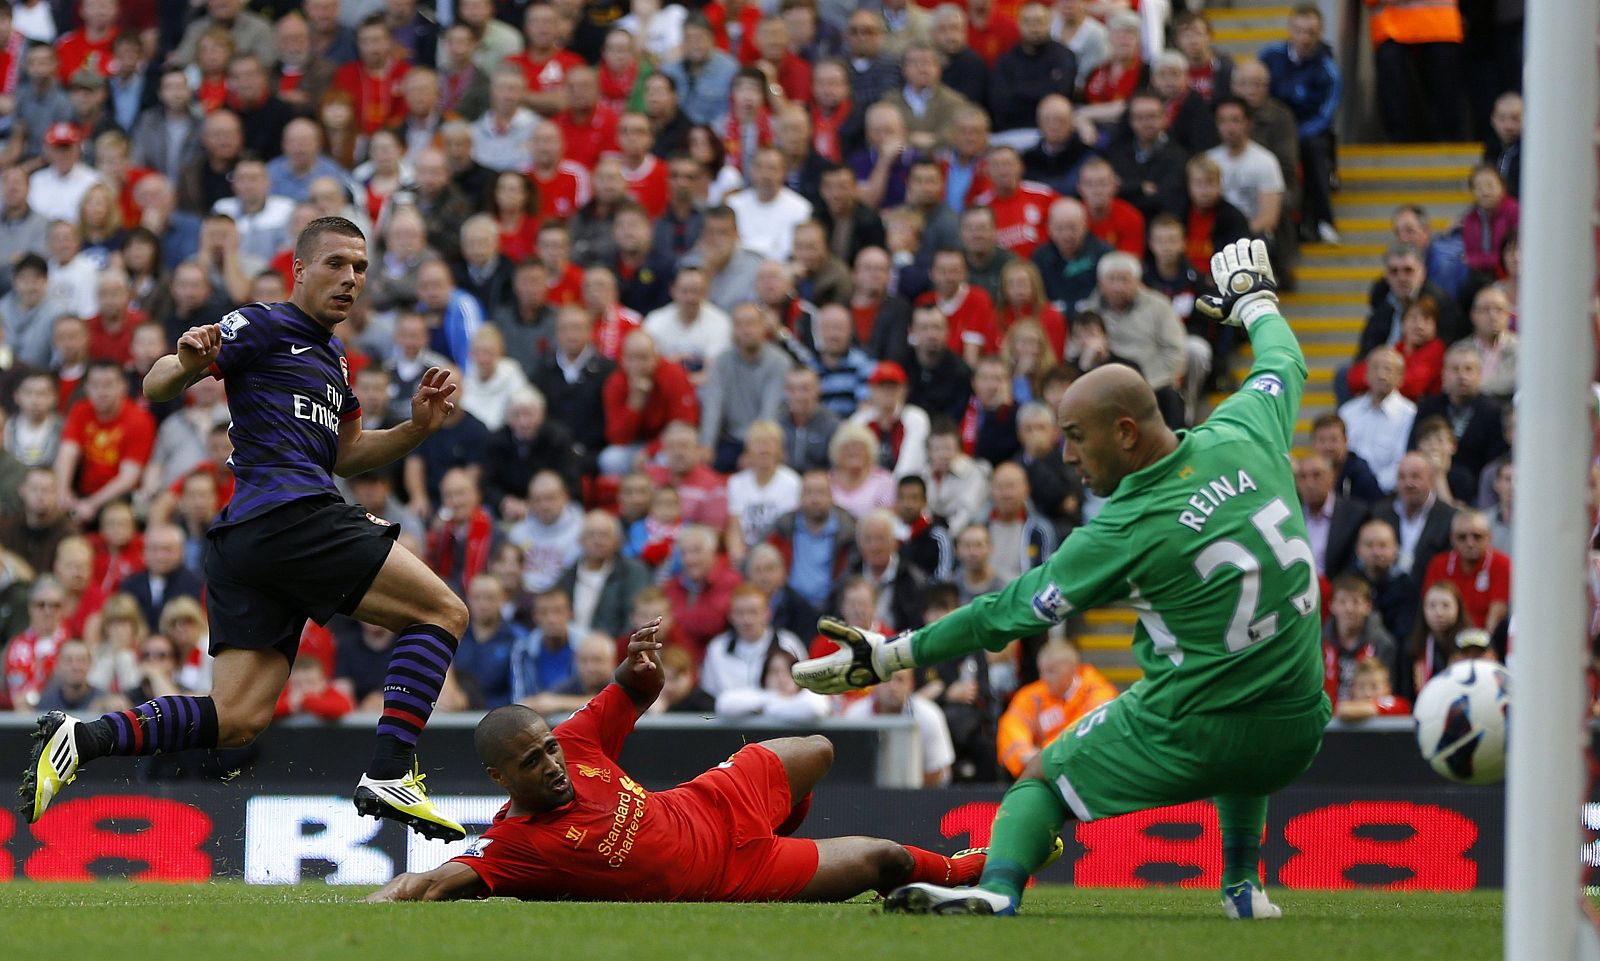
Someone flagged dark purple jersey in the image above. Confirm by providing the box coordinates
[207,301,361,530]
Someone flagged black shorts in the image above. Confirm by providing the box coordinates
[204,496,399,662]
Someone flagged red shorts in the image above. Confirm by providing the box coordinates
[674,743,819,901]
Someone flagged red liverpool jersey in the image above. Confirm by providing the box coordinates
[547,261,585,305]
[508,48,584,94]
[618,154,669,218]
[333,59,412,135]
[916,284,999,355]
[977,182,1058,259]
[556,105,621,170]
[532,161,593,222]
[450,685,816,901]
[1087,198,1147,257]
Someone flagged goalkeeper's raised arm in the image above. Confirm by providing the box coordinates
[1196,238,1307,455]
[791,239,1305,696]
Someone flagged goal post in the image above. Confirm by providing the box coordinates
[1504,0,1600,958]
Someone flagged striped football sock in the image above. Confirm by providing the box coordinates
[369,623,459,780]
[78,695,220,759]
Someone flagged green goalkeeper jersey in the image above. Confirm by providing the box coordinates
[914,310,1324,717]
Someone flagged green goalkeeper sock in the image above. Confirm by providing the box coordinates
[1215,794,1268,889]
[978,778,1068,905]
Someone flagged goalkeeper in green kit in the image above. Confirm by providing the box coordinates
[793,240,1331,919]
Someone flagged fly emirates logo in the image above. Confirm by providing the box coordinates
[598,776,648,868]
[293,382,345,434]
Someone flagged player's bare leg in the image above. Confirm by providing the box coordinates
[796,838,915,901]
[795,837,988,902]
[17,647,283,822]
[210,649,294,747]
[754,735,833,834]
[349,540,470,840]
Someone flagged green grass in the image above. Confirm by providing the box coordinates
[0,883,1503,961]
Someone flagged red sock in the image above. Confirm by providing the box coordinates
[891,846,987,893]
[776,792,812,836]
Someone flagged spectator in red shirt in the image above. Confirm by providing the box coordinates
[4,575,71,712]
[754,16,810,103]
[645,421,730,530]
[54,360,155,524]
[614,112,670,218]
[1321,574,1396,708]
[808,60,856,164]
[274,655,356,721]
[538,221,585,306]
[529,123,593,223]
[508,3,583,116]
[916,248,998,364]
[1076,156,1145,257]
[486,170,542,265]
[663,524,743,656]
[87,499,142,595]
[427,466,500,596]
[1180,155,1251,277]
[85,269,145,365]
[1078,11,1144,137]
[334,14,412,136]
[966,0,1020,66]
[582,267,643,362]
[973,146,1056,259]
[1332,655,1411,721]
[1423,510,1510,632]
[56,0,119,83]
[1347,294,1445,400]
[997,260,1068,358]
[555,65,621,169]
[53,535,110,643]
[599,330,701,475]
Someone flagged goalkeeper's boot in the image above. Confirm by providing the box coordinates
[1221,881,1282,920]
[354,760,466,841]
[18,712,83,823]
[883,883,1017,917]
[1038,835,1066,872]
[791,617,912,695]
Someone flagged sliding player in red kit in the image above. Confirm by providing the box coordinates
[367,621,1006,903]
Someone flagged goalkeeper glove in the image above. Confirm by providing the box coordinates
[791,617,915,695]
[1196,238,1280,330]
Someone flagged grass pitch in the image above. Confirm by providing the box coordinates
[1,883,1501,960]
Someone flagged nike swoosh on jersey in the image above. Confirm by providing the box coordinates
[290,345,313,355]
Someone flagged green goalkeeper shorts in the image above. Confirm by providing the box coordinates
[1038,686,1332,821]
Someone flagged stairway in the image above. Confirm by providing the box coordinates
[1207,4,1293,61]
[1075,142,1481,688]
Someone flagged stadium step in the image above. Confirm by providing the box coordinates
[1325,216,1453,248]
[1333,191,1473,221]
[1211,4,1293,59]
[1338,143,1483,167]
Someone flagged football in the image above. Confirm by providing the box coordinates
[1413,659,1510,785]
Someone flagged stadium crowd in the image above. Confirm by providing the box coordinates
[0,0,1530,785]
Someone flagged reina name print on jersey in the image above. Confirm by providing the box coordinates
[1176,470,1260,533]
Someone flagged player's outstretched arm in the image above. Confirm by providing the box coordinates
[1195,239,1307,451]
[144,324,222,402]
[365,861,485,903]
[334,367,459,477]
[614,618,665,716]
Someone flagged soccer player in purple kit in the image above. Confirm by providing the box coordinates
[19,217,472,841]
